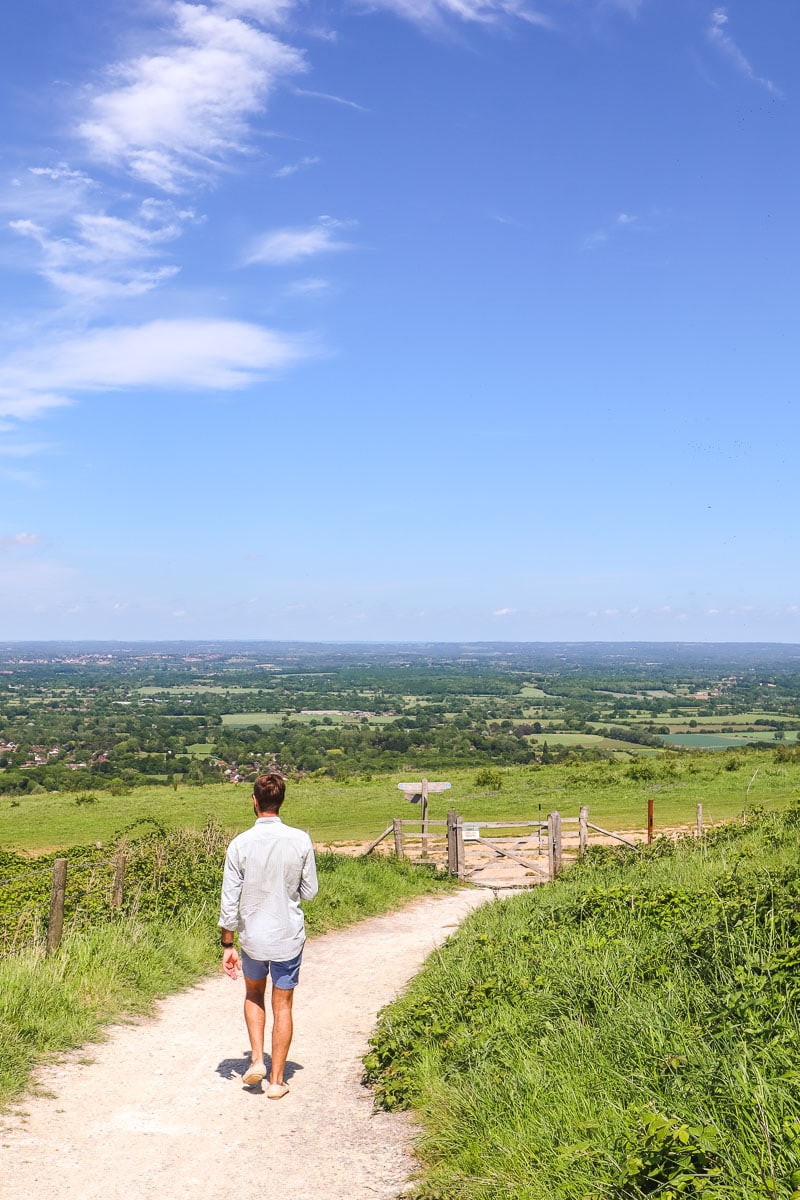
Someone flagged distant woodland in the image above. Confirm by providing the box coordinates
[1,641,799,795]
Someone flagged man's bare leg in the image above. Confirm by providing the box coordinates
[270,985,294,1085]
[243,975,267,1070]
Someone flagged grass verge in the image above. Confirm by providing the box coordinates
[0,824,455,1108]
[364,807,800,1199]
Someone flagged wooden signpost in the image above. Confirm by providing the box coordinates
[397,778,451,855]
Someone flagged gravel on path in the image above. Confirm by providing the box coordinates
[0,888,491,1200]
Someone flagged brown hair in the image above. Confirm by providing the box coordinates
[253,772,286,813]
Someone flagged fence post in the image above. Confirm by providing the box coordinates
[647,797,654,845]
[392,818,405,861]
[420,778,429,857]
[47,857,68,956]
[455,813,465,881]
[547,811,562,880]
[579,805,589,855]
[111,851,127,908]
[696,804,703,839]
[446,810,458,876]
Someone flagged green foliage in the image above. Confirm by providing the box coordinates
[473,768,503,790]
[617,1108,723,1197]
[365,810,800,1199]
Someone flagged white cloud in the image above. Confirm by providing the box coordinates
[9,200,190,300]
[293,87,369,112]
[493,607,514,617]
[0,318,314,422]
[0,532,42,548]
[286,276,332,296]
[78,2,306,191]
[245,217,356,265]
[364,0,553,30]
[272,154,321,178]
[707,8,781,95]
[211,0,294,23]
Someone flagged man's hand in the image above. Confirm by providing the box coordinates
[222,946,240,981]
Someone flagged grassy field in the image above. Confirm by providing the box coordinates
[2,750,797,853]
[665,732,800,749]
[520,731,662,754]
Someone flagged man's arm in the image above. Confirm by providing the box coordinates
[219,842,244,979]
[219,841,244,931]
[299,842,318,901]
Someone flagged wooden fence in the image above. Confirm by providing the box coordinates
[0,850,130,958]
[363,802,708,887]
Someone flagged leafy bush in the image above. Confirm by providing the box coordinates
[474,768,503,790]
[365,810,800,1199]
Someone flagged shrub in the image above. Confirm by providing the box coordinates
[474,768,503,790]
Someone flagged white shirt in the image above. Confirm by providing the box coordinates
[219,816,318,962]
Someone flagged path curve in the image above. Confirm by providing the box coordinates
[0,888,491,1200]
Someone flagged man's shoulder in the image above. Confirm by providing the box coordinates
[226,824,257,853]
[277,821,313,848]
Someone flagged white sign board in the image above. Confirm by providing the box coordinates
[462,823,481,842]
[397,782,452,793]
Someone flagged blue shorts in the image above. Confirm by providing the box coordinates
[240,948,303,990]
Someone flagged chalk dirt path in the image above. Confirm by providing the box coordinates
[0,888,492,1200]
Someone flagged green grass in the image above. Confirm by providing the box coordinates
[2,750,798,853]
[0,829,455,1106]
[665,732,800,748]
[365,810,800,1199]
[526,732,662,754]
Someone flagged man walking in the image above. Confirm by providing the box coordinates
[219,772,318,1097]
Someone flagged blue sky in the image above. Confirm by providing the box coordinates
[0,0,797,641]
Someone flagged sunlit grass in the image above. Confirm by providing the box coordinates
[1,749,797,853]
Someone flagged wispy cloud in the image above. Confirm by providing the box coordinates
[363,0,554,30]
[492,606,514,617]
[0,318,315,423]
[583,210,644,250]
[9,196,194,301]
[78,2,306,192]
[272,154,320,178]
[707,8,781,95]
[293,87,369,112]
[0,532,42,549]
[285,276,332,296]
[245,217,356,265]
[0,1,324,463]
[211,0,294,23]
